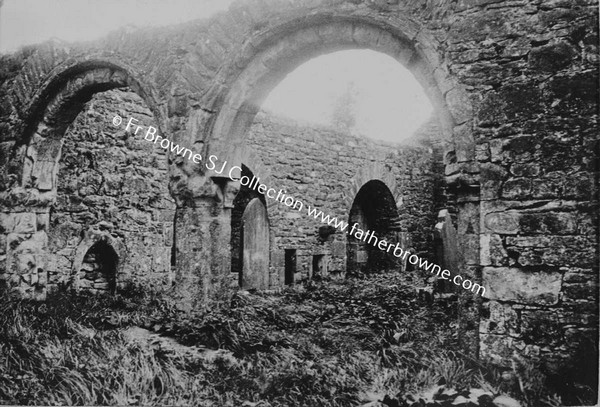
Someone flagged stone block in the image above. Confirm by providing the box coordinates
[476,143,490,162]
[562,280,598,301]
[521,310,564,347]
[482,267,562,305]
[484,211,520,234]
[460,234,479,265]
[34,138,63,161]
[152,248,170,273]
[7,232,47,255]
[446,88,473,125]
[163,223,174,247]
[563,173,593,200]
[479,333,516,368]
[271,250,284,267]
[32,160,55,191]
[475,91,505,127]
[480,234,508,266]
[519,212,577,235]
[331,241,345,257]
[36,212,49,231]
[16,252,38,276]
[502,178,531,199]
[0,234,6,256]
[510,163,540,177]
[559,310,598,327]
[489,139,505,163]
[530,178,562,199]
[480,163,507,200]
[517,249,544,266]
[506,235,595,267]
[501,83,544,121]
[563,269,594,283]
[480,300,519,336]
[480,179,501,200]
[457,201,479,235]
[0,212,36,234]
[529,41,576,72]
[505,135,536,159]
[505,236,550,248]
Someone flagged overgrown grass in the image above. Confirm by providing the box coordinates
[0,275,581,406]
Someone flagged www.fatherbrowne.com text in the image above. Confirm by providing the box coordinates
[114,114,486,296]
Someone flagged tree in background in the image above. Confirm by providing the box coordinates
[330,81,358,132]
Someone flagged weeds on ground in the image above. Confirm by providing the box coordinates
[0,274,588,406]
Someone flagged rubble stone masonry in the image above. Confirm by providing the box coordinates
[0,0,597,381]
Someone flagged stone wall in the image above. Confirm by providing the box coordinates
[445,0,600,392]
[1,89,177,296]
[0,0,597,394]
[240,111,440,287]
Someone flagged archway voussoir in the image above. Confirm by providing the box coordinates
[433,65,456,96]
[351,22,384,49]
[316,21,356,47]
[446,85,474,126]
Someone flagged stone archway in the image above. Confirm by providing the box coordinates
[347,180,400,275]
[240,197,270,290]
[3,61,174,298]
[19,61,164,192]
[190,13,477,306]
[77,241,119,294]
[70,229,125,292]
[204,15,471,165]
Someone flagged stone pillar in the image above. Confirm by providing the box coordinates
[172,176,238,311]
[455,196,481,358]
[0,204,50,300]
[442,174,482,358]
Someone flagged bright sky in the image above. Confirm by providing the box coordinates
[262,50,432,143]
[0,0,433,143]
[0,0,236,53]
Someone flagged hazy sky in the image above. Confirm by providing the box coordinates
[0,0,433,143]
[263,50,432,142]
[0,0,235,53]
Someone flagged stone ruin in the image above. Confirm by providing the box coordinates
[0,0,597,395]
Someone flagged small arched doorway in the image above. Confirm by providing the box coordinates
[347,180,400,275]
[77,241,119,294]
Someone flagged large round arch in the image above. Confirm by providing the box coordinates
[202,14,472,166]
[11,60,176,295]
[18,59,165,192]
[191,11,477,303]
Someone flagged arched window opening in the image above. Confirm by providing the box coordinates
[78,241,118,294]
